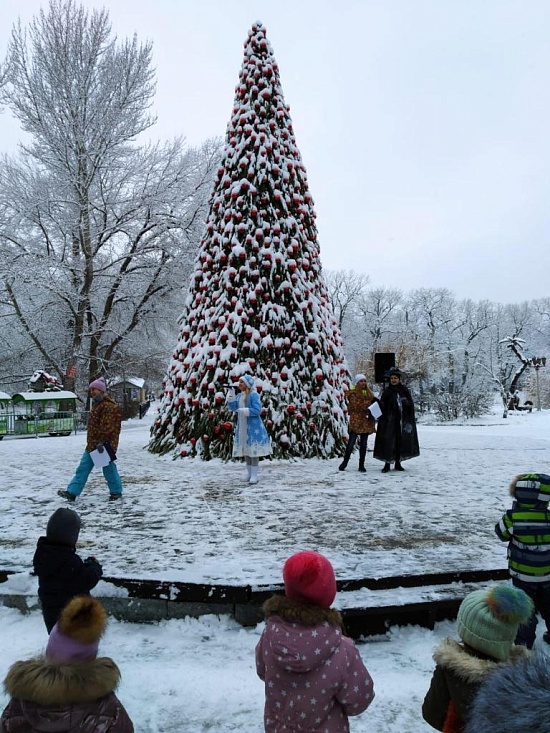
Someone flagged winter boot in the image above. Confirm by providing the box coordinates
[394,462,405,471]
[243,461,252,481]
[249,465,259,485]
[358,443,367,472]
[381,463,390,473]
[339,440,354,471]
[57,489,76,502]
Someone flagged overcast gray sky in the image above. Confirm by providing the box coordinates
[1,0,549,303]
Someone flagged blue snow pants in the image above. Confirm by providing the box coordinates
[67,451,123,497]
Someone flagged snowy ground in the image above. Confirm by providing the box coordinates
[2,405,549,588]
[1,405,549,731]
[0,601,455,733]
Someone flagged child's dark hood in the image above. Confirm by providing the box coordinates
[46,508,81,545]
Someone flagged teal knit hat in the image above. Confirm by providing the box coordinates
[457,585,534,661]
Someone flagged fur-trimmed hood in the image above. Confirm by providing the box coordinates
[261,595,345,673]
[263,594,344,630]
[4,656,121,706]
[465,650,550,733]
[433,638,529,684]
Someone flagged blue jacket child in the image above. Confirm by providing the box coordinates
[33,508,103,632]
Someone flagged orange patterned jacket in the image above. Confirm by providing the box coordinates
[345,386,377,435]
[86,395,122,452]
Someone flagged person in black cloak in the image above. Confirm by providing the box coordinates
[373,367,419,473]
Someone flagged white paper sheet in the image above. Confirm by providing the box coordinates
[90,447,112,468]
[369,402,382,419]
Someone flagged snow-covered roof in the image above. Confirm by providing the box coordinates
[0,391,11,402]
[109,377,145,389]
[11,391,78,403]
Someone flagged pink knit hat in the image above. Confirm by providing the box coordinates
[283,551,337,608]
[89,377,107,393]
[46,596,107,664]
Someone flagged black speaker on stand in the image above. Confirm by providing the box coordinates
[374,353,396,383]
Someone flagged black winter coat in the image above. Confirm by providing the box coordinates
[33,537,103,632]
[373,382,419,463]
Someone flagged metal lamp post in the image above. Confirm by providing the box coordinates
[531,357,547,411]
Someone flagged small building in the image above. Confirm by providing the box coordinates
[0,391,11,439]
[108,377,149,420]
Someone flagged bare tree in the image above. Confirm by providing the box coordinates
[356,286,403,353]
[324,269,370,329]
[0,1,219,389]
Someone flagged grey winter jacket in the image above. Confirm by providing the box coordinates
[464,650,550,733]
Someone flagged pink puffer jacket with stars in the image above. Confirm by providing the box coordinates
[256,596,374,733]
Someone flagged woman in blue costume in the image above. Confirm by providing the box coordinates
[226,375,271,484]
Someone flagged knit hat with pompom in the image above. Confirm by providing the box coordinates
[457,584,534,660]
[46,596,108,664]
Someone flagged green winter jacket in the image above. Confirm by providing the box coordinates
[496,473,550,582]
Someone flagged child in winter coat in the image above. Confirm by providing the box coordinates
[422,584,533,733]
[1,596,134,732]
[33,508,103,632]
[495,472,550,647]
[465,650,550,733]
[256,550,375,733]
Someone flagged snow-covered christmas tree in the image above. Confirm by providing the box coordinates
[149,22,349,460]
